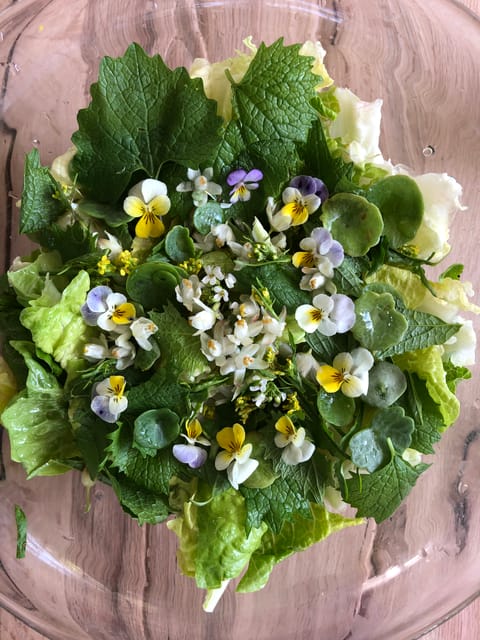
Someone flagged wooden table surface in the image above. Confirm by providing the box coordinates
[1,0,479,638]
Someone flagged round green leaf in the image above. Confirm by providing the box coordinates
[126,262,185,309]
[371,406,414,454]
[321,193,383,257]
[134,408,180,452]
[367,175,424,248]
[193,202,225,234]
[352,290,408,351]
[363,361,407,408]
[350,430,384,473]
[165,225,195,263]
[317,388,356,426]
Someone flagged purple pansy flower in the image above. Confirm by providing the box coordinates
[289,175,329,204]
[227,168,263,203]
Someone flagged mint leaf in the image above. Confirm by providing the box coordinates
[301,113,353,193]
[236,263,310,314]
[232,40,317,147]
[20,150,69,233]
[15,505,27,559]
[71,43,223,202]
[378,309,461,358]
[332,255,366,298]
[150,304,210,382]
[126,368,190,416]
[212,40,318,198]
[240,473,312,534]
[402,374,444,454]
[346,454,428,522]
[107,471,169,525]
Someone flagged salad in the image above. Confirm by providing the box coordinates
[0,38,478,611]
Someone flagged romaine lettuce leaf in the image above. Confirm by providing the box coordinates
[167,484,267,591]
[1,341,79,477]
[19,270,92,373]
[237,503,361,592]
[394,346,459,428]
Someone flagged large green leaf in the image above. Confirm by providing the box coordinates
[71,43,223,202]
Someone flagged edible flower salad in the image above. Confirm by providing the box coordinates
[0,38,478,610]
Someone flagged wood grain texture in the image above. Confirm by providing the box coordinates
[0,0,479,639]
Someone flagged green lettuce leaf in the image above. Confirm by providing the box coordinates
[394,346,460,427]
[19,270,92,373]
[166,484,267,590]
[1,341,79,477]
[7,250,62,307]
[237,503,362,592]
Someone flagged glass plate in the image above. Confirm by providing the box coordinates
[1,1,479,639]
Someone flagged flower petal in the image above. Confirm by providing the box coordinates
[135,213,165,239]
[215,449,233,471]
[316,364,344,393]
[123,195,146,219]
[229,457,259,488]
[173,444,208,469]
[341,373,368,398]
[149,195,171,217]
[295,304,321,333]
[90,395,118,423]
[227,169,247,186]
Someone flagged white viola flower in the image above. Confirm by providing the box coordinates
[91,375,128,423]
[293,227,344,277]
[295,293,355,336]
[215,423,259,489]
[111,332,136,370]
[274,415,315,465]
[316,347,374,398]
[172,418,211,469]
[175,275,203,312]
[130,317,158,351]
[176,167,222,207]
[97,292,136,333]
[279,186,321,227]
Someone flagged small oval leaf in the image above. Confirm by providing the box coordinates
[367,175,424,248]
[134,408,180,453]
[321,193,383,257]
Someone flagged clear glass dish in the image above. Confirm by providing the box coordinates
[0,1,479,639]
